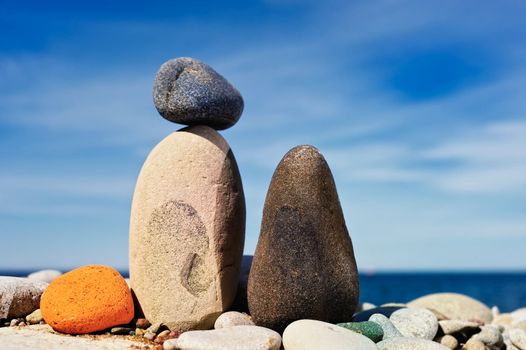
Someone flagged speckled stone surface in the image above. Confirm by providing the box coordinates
[40,265,134,334]
[214,311,254,329]
[247,145,359,332]
[0,277,48,319]
[408,293,493,324]
[369,313,403,340]
[389,308,438,340]
[153,57,243,130]
[129,125,245,331]
[337,321,384,342]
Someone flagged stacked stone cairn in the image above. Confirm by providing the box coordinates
[1,58,526,350]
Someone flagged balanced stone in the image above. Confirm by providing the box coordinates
[283,319,377,350]
[247,145,359,332]
[153,57,244,130]
[0,277,48,319]
[129,125,245,331]
[408,293,492,324]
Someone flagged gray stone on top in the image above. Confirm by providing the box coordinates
[153,57,243,130]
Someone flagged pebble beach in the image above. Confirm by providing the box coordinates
[1,57,524,350]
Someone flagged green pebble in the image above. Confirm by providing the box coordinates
[336,321,384,343]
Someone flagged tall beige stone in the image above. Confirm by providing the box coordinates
[129,125,245,331]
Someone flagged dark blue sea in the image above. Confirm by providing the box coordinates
[359,272,526,312]
[3,267,525,312]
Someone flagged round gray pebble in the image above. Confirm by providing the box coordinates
[153,57,244,130]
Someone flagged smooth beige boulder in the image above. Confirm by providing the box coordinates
[408,293,492,324]
[129,125,245,331]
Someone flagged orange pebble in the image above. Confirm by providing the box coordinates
[40,265,134,334]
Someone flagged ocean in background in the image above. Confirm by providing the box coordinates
[3,267,525,313]
[359,272,526,312]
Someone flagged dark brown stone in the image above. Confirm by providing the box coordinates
[247,145,359,332]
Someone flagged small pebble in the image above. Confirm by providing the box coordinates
[146,322,163,334]
[439,335,459,349]
[463,338,485,350]
[136,318,151,329]
[10,318,22,327]
[214,311,254,329]
[144,332,156,340]
[135,328,146,336]
[472,325,503,346]
[390,308,439,339]
[154,330,172,343]
[369,313,403,340]
[337,321,384,342]
[110,326,134,335]
[26,309,43,325]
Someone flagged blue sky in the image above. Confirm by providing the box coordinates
[1,1,525,271]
